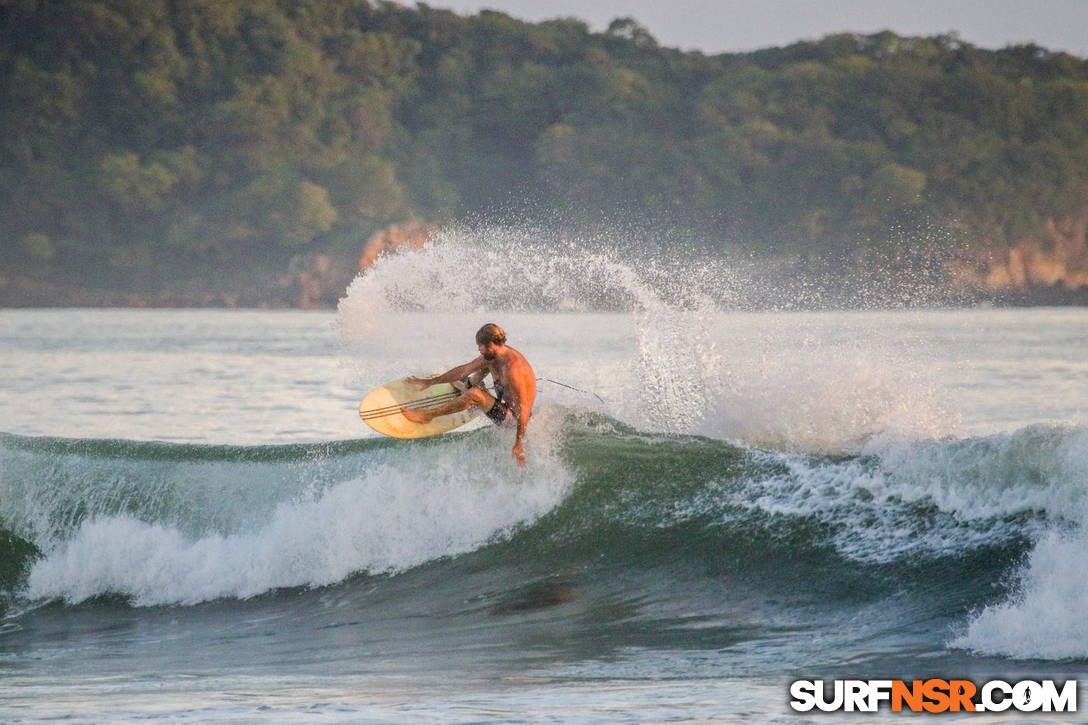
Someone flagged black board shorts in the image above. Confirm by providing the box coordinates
[485,399,512,425]
[460,377,512,426]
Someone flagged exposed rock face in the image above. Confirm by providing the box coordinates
[952,211,1088,294]
[358,221,438,270]
[270,222,439,308]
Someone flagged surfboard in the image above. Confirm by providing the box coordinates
[358,375,480,439]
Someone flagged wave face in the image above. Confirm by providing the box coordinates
[0,431,572,606]
[4,420,1085,662]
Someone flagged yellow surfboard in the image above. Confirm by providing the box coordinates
[358,375,480,439]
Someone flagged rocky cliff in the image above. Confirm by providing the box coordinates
[950,209,1088,303]
[357,222,439,271]
[271,222,438,308]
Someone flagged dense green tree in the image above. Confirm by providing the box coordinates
[2,0,1087,299]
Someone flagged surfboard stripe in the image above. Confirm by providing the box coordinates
[358,376,482,438]
[359,391,462,420]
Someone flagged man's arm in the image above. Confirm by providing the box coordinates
[511,405,529,467]
[407,357,487,389]
[503,376,531,467]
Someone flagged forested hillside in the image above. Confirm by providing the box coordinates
[3,0,1088,305]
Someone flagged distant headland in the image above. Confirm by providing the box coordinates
[2,1,1087,308]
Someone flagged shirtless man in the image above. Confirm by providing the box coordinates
[402,323,536,466]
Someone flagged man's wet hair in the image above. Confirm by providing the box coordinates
[476,323,506,346]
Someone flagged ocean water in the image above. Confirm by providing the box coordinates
[2,230,1088,722]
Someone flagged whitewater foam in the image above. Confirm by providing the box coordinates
[695,312,958,451]
[951,427,1088,660]
[714,425,1088,569]
[24,433,573,606]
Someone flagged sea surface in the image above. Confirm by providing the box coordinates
[2,234,1088,722]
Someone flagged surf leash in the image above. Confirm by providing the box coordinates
[536,377,605,404]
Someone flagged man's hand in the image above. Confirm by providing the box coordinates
[405,376,432,390]
[512,439,526,467]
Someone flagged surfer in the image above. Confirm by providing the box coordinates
[402,323,536,466]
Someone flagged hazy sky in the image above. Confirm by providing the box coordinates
[432,0,1088,57]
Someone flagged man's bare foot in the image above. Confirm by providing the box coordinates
[401,406,433,424]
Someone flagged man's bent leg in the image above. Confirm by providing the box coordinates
[402,387,495,424]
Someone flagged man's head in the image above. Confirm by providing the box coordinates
[476,323,506,360]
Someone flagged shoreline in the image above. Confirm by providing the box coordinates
[4,295,1087,311]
